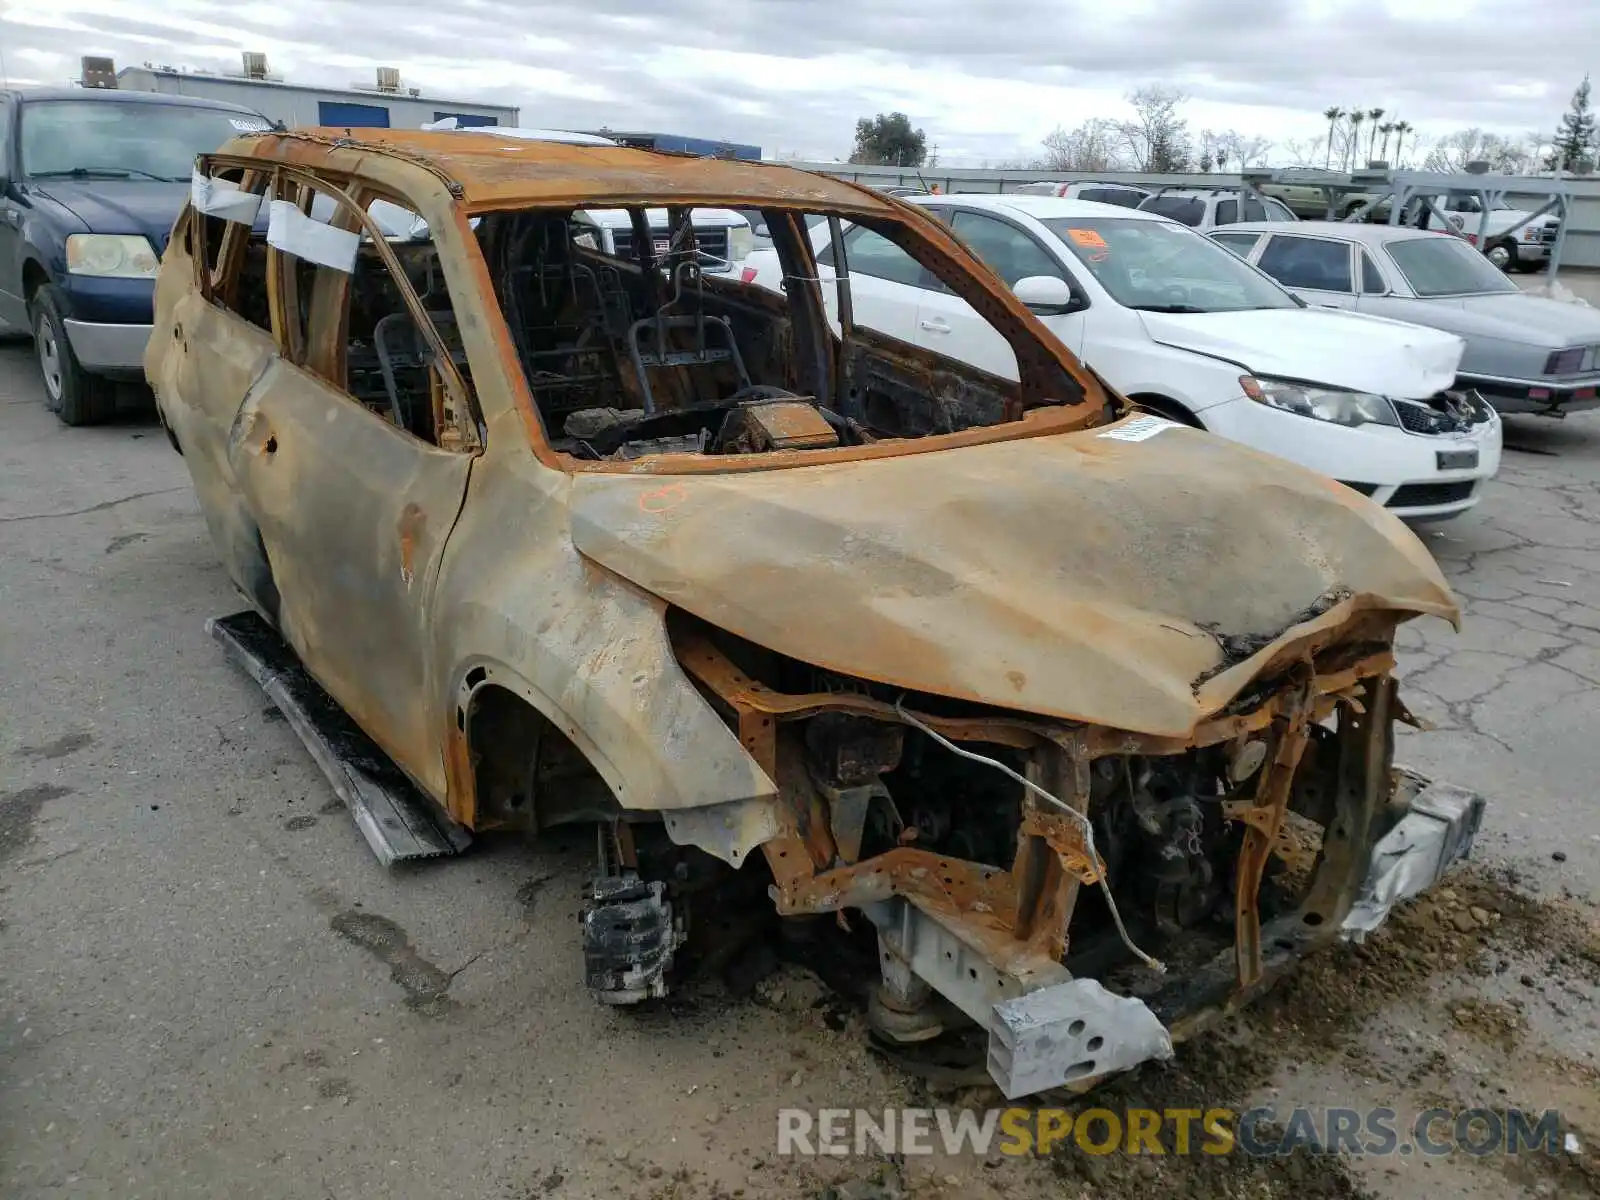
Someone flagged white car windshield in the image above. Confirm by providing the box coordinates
[1040,217,1299,313]
[1385,236,1519,297]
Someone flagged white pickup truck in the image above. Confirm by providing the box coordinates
[1356,191,1560,273]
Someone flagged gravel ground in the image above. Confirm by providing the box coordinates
[1,338,1597,1200]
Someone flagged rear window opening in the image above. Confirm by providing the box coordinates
[471,203,1093,463]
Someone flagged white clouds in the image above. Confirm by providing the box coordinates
[1,0,1591,162]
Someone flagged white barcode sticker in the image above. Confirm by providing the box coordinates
[1097,415,1179,442]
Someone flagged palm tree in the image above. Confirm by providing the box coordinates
[1392,120,1413,166]
[1367,108,1385,162]
[1378,122,1396,162]
[1323,106,1343,167]
[1347,110,1365,170]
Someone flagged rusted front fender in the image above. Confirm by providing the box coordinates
[428,421,777,848]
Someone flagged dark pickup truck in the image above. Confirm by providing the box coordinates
[0,88,270,424]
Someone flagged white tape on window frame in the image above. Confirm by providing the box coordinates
[266,199,360,274]
[191,170,263,225]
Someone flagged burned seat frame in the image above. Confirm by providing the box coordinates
[628,260,751,414]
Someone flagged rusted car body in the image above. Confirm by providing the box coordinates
[148,130,1483,1097]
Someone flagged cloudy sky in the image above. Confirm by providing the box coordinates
[0,0,1592,164]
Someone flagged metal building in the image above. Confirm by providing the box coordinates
[112,53,517,131]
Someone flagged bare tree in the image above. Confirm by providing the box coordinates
[1040,118,1122,172]
[1216,131,1273,169]
[1421,127,1538,174]
[1119,85,1192,172]
[1283,137,1320,167]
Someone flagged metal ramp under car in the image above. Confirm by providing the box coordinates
[206,611,471,866]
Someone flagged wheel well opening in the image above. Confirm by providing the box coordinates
[1129,393,1203,429]
[22,261,50,303]
[464,682,617,833]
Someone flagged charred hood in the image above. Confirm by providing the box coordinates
[570,423,1457,738]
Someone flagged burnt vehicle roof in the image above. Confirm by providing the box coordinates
[223,128,901,213]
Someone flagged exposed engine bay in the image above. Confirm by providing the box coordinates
[550,612,1484,1098]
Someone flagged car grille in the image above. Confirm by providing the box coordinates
[1393,390,1494,435]
[611,227,731,266]
[1540,224,1560,245]
[1389,481,1476,508]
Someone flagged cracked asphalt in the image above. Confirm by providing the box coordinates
[0,337,1597,1200]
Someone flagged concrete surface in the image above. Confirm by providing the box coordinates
[2,340,1598,1199]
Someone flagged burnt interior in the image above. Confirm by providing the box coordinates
[197,170,1095,458]
[461,204,1084,460]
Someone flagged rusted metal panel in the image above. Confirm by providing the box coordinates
[422,433,779,832]
[235,129,909,213]
[569,429,1456,740]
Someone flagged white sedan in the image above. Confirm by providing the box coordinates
[741,194,1501,521]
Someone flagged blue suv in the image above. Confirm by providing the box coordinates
[0,88,271,424]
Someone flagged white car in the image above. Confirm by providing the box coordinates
[1351,191,1559,272]
[1136,187,1299,231]
[1013,180,1151,208]
[741,194,1501,521]
[571,206,753,274]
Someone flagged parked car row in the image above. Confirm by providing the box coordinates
[4,89,1596,530]
[742,190,1600,521]
[1211,222,1599,416]
[1256,171,1561,273]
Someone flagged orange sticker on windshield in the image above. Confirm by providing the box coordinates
[1066,228,1108,249]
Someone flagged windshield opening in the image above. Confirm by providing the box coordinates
[1040,217,1299,313]
[1385,236,1518,297]
[20,101,269,182]
[468,203,1094,465]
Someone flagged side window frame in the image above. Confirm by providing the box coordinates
[826,222,936,289]
[0,97,12,178]
[947,208,1068,288]
[1358,248,1389,295]
[194,164,272,333]
[1256,233,1356,295]
[198,154,481,450]
[1211,231,1262,259]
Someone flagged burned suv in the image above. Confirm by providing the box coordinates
[149,129,1482,1098]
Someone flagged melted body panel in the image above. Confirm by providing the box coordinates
[570,421,1455,738]
[228,358,473,797]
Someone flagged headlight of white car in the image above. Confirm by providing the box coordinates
[65,234,160,279]
[1240,376,1399,428]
